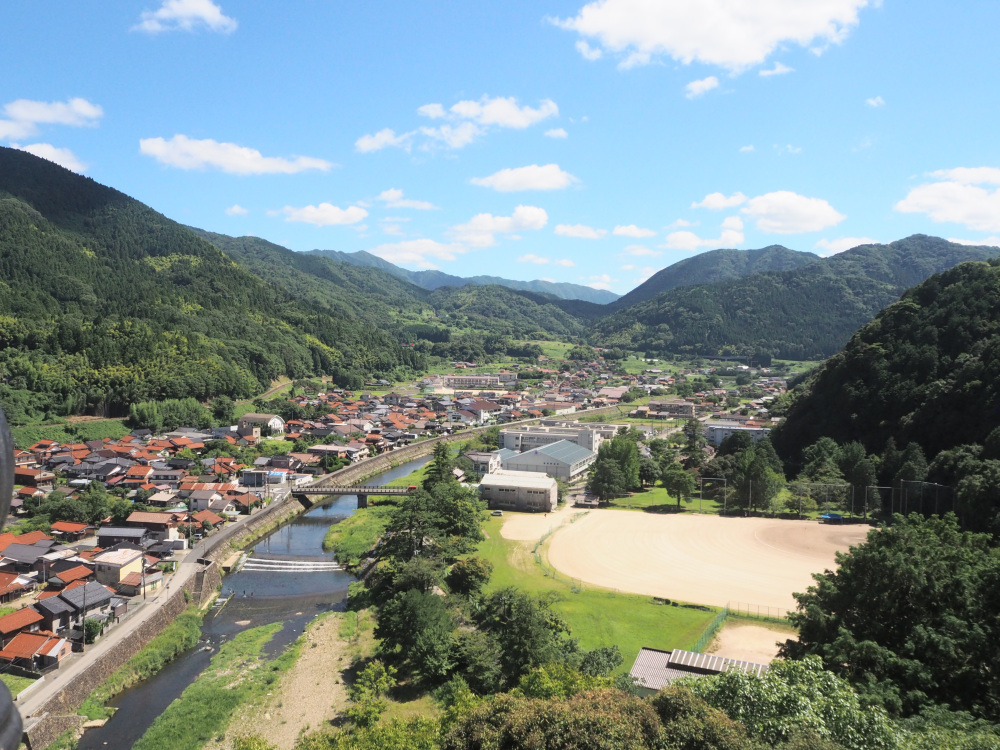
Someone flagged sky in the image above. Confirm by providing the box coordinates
[3,1,1000,295]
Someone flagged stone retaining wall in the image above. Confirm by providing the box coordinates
[24,563,220,750]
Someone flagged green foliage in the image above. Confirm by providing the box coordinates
[445,556,492,598]
[346,660,397,728]
[594,236,1000,360]
[79,606,203,720]
[296,717,440,750]
[376,590,455,680]
[323,505,395,565]
[578,644,624,677]
[782,514,1000,720]
[587,458,627,503]
[773,258,1000,467]
[661,462,697,508]
[686,656,898,750]
[651,686,763,750]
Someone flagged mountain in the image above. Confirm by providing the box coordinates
[0,147,424,422]
[309,248,619,304]
[607,245,819,311]
[591,236,1000,360]
[771,258,1000,468]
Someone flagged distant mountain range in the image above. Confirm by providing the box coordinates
[308,249,620,304]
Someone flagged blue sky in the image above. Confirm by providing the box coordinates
[4,1,1000,294]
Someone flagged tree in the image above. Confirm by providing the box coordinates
[638,456,661,488]
[661,462,696,510]
[579,645,623,677]
[210,395,235,425]
[587,459,627,504]
[346,660,397,727]
[596,436,641,490]
[682,418,706,454]
[651,686,762,750]
[423,442,455,489]
[446,556,492,598]
[781,514,1000,720]
[686,656,897,750]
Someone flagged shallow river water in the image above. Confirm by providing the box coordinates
[77,456,430,749]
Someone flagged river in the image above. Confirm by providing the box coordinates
[77,456,430,750]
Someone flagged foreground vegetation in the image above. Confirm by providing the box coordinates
[132,622,297,750]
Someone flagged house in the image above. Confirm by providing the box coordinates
[58,581,117,627]
[479,471,558,513]
[500,440,597,481]
[0,571,35,604]
[49,521,93,542]
[0,631,71,671]
[93,548,144,587]
[46,564,94,588]
[464,451,502,476]
[117,569,163,597]
[628,648,769,695]
[125,511,185,541]
[0,607,43,647]
[188,489,223,512]
[96,526,150,548]
[238,413,286,437]
[191,510,225,529]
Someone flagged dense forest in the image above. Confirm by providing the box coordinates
[0,147,424,423]
[592,236,1000,359]
[607,244,819,311]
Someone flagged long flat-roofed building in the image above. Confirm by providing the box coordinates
[479,471,557,512]
[500,425,603,453]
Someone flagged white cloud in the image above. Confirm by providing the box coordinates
[368,239,464,269]
[760,62,794,76]
[280,203,368,227]
[614,224,655,238]
[553,0,869,72]
[776,144,803,155]
[133,0,236,33]
[140,135,333,174]
[450,96,558,129]
[663,226,745,251]
[225,204,248,216]
[355,128,413,153]
[742,191,845,233]
[948,236,1000,247]
[740,144,755,153]
[576,39,603,60]
[13,143,86,172]
[692,191,747,210]
[0,97,104,141]
[358,96,558,154]
[622,264,635,271]
[545,128,569,139]
[685,76,719,98]
[722,216,744,230]
[417,103,447,119]
[452,205,548,247]
[376,188,437,210]
[519,254,575,266]
[866,95,885,107]
[895,169,1000,232]
[555,224,607,239]
[814,236,877,256]
[585,273,617,291]
[929,167,1000,185]
[667,218,693,228]
[622,244,662,256]
[471,163,578,192]
[419,122,483,150]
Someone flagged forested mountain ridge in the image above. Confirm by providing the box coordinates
[0,147,424,422]
[607,245,819,311]
[772,258,1000,464]
[591,236,1000,359]
[310,248,620,304]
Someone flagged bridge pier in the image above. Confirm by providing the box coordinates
[357,494,368,508]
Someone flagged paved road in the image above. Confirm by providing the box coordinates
[17,507,268,725]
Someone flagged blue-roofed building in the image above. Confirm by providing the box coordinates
[500,439,596,481]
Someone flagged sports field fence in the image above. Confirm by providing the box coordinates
[726,600,789,622]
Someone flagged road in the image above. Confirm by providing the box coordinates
[17,506,268,725]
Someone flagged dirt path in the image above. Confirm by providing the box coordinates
[499,501,581,543]
[546,511,870,612]
[209,612,350,750]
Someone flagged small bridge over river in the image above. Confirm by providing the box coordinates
[292,483,416,509]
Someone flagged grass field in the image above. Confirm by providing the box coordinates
[133,622,297,750]
[478,515,717,672]
[0,673,35,698]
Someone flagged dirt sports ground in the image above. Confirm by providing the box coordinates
[504,506,872,613]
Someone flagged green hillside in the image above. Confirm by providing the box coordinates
[607,245,819,311]
[0,146,424,423]
[772,258,1000,464]
[592,236,1000,359]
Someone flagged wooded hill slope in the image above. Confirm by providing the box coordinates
[0,147,423,422]
[592,236,1000,359]
[772,258,1000,463]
